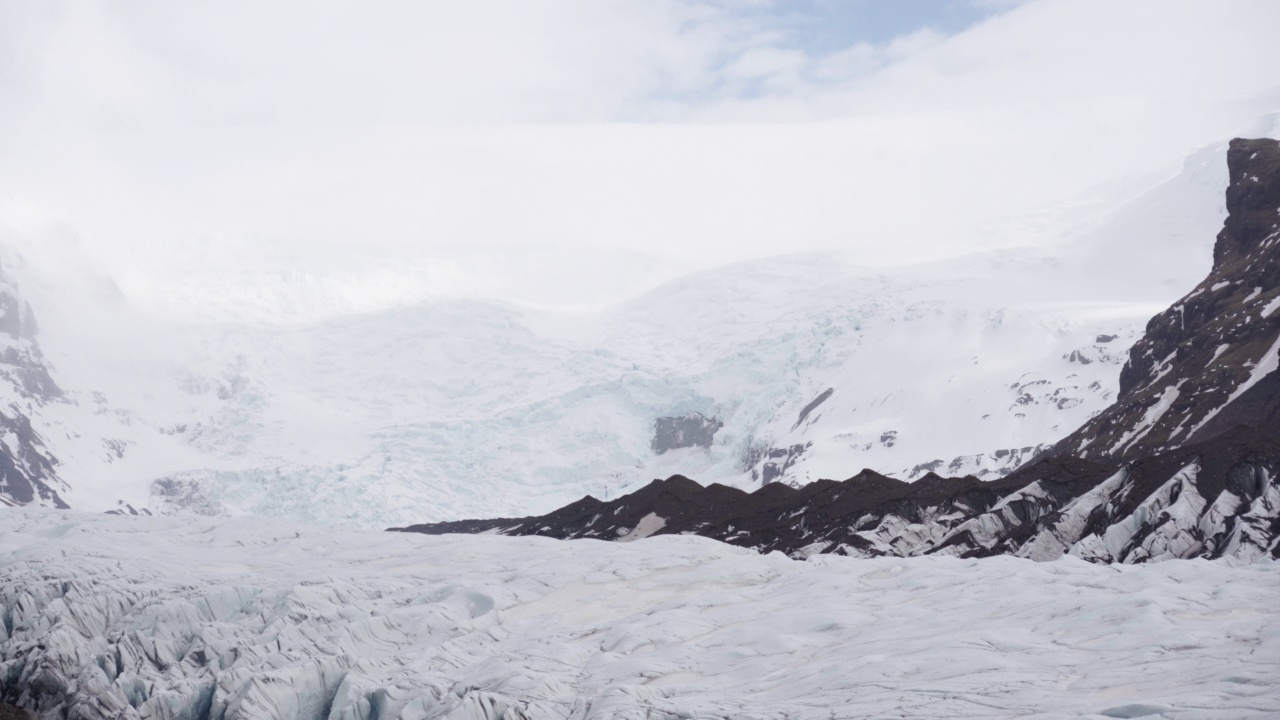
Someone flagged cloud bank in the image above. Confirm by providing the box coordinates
[1,0,1278,317]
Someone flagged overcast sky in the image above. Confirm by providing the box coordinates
[2,0,1278,317]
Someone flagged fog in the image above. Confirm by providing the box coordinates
[2,0,1278,319]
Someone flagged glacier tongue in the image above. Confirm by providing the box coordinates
[3,509,1280,720]
[3,126,1249,525]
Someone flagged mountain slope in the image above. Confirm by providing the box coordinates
[1052,137,1280,462]
[2,242,1154,524]
[0,267,67,509]
[397,137,1280,562]
[1,126,1268,526]
[395,422,1280,562]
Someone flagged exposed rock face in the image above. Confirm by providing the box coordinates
[395,139,1280,564]
[0,413,65,509]
[908,443,1049,480]
[0,290,60,404]
[791,388,832,430]
[1053,137,1280,463]
[744,442,810,484]
[394,423,1280,562]
[0,270,67,509]
[650,412,722,454]
[1017,425,1280,563]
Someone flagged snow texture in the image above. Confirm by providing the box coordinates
[2,509,1280,720]
[4,122,1276,527]
[0,198,1181,526]
[2,243,1152,527]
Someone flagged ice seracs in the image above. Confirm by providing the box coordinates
[0,129,1254,523]
[400,139,1280,563]
[3,508,1279,720]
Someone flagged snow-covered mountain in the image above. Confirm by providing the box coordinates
[0,121,1276,526]
[401,422,1280,562]
[0,265,66,509]
[0,250,1150,526]
[1053,136,1280,460]
[0,245,209,517]
[399,136,1280,563]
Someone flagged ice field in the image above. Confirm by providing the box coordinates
[2,509,1277,719]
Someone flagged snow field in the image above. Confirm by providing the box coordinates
[9,122,1262,525]
[2,509,1278,719]
[27,252,1156,527]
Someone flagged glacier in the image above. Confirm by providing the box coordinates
[12,251,1148,527]
[2,119,1276,527]
[2,509,1279,720]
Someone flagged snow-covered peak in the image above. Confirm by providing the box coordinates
[0,126,1271,527]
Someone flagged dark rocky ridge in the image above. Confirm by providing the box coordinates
[1052,137,1280,463]
[395,139,1280,563]
[0,269,67,509]
[394,424,1280,562]
[792,387,832,430]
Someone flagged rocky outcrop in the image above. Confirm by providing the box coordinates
[0,413,65,509]
[743,442,810,484]
[1053,137,1280,463]
[395,139,1280,564]
[394,423,1280,562]
[0,270,67,509]
[907,443,1049,480]
[650,412,722,454]
[791,388,832,430]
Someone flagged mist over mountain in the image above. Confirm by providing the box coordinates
[399,135,1280,565]
[6,4,1280,719]
[1,119,1278,527]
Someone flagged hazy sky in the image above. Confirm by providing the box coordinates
[2,0,1278,317]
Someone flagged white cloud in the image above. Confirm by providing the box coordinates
[1,0,1278,318]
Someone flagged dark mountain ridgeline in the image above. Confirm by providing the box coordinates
[395,138,1280,563]
[1053,137,1280,463]
[393,423,1280,562]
